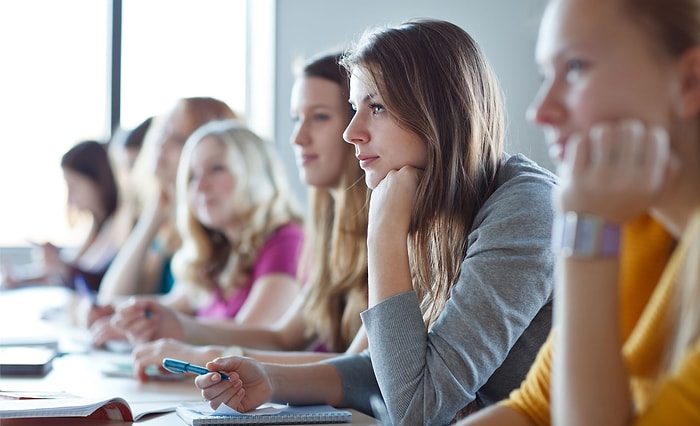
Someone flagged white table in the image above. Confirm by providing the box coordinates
[0,287,378,425]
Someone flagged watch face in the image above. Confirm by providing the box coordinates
[554,212,621,258]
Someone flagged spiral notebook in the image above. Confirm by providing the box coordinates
[176,401,352,425]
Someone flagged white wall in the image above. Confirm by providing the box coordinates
[266,0,550,203]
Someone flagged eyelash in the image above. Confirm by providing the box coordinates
[369,102,386,115]
[291,113,332,124]
[565,59,587,81]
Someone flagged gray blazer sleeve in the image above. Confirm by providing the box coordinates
[331,154,557,425]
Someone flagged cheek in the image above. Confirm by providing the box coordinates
[566,81,625,128]
[574,74,672,126]
[221,175,236,195]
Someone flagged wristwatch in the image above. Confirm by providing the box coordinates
[552,211,621,258]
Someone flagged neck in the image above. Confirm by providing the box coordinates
[221,224,242,246]
[651,122,700,238]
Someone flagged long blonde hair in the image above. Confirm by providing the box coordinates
[171,120,302,299]
[128,97,241,257]
[670,210,700,371]
[295,52,370,352]
[341,19,505,325]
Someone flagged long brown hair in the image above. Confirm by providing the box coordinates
[61,140,119,231]
[296,52,370,352]
[341,19,506,325]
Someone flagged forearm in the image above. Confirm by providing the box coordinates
[367,231,412,306]
[245,350,341,364]
[181,319,307,350]
[265,362,343,406]
[232,275,301,327]
[552,257,630,426]
[98,217,161,299]
[247,326,369,364]
[456,404,534,426]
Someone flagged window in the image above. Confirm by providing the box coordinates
[0,0,109,247]
[0,0,247,248]
[120,0,246,128]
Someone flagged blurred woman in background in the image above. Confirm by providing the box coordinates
[2,140,126,293]
[121,52,372,381]
[88,97,240,344]
[111,120,305,369]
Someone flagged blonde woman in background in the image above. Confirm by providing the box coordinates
[124,52,371,381]
[89,97,240,345]
[112,120,305,372]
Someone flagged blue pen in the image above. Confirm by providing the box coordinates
[162,358,230,380]
[74,273,98,307]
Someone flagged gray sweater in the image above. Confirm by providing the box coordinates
[327,153,557,425]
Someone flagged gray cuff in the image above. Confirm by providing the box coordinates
[324,351,378,416]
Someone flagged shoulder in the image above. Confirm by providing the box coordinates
[266,222,304,245]
[257,222,305,258]
[479,153,558,219]
[470,153,559,243]
[251,222,304,276]
[494,153,558,193]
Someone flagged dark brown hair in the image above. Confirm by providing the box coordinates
[341,19,506,325]
[61,140,119,229]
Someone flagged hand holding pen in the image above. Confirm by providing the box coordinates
[163,358,230,380]
[111,298,185,344]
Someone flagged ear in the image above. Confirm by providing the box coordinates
[677,47,700,120]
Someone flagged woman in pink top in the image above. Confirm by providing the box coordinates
[113,121,304,378]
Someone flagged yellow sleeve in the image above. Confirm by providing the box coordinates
[499,215,673,426]
[634,342,700,425]
[499,333,553,426]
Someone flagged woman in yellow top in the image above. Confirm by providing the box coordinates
[460,0,700,424]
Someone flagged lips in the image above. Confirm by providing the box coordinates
[549,139,565,162]
[201,198,218,209]
[543,127,567,163]
[356,154,378,168]
[298,153,318,166]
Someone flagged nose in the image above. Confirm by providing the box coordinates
[343,112,368,145]
[290,119,309,147]
[190,173,209,194]
[527,80,565,127]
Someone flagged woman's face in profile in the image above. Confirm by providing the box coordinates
[63,169,100,214]
[344,69,427,190]
[153,104,194,185]
[290,76,352,189]
[529,0,678,165]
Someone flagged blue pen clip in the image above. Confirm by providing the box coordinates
[162,358,230,380]
[74,273,97,306]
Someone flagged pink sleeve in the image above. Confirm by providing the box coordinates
[251,222,304,282]
[197,222,304,320]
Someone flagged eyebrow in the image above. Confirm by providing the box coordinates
[348,93,375,107]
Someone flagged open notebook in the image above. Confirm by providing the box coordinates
[0,395,176,421]
[177,401,352,425]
